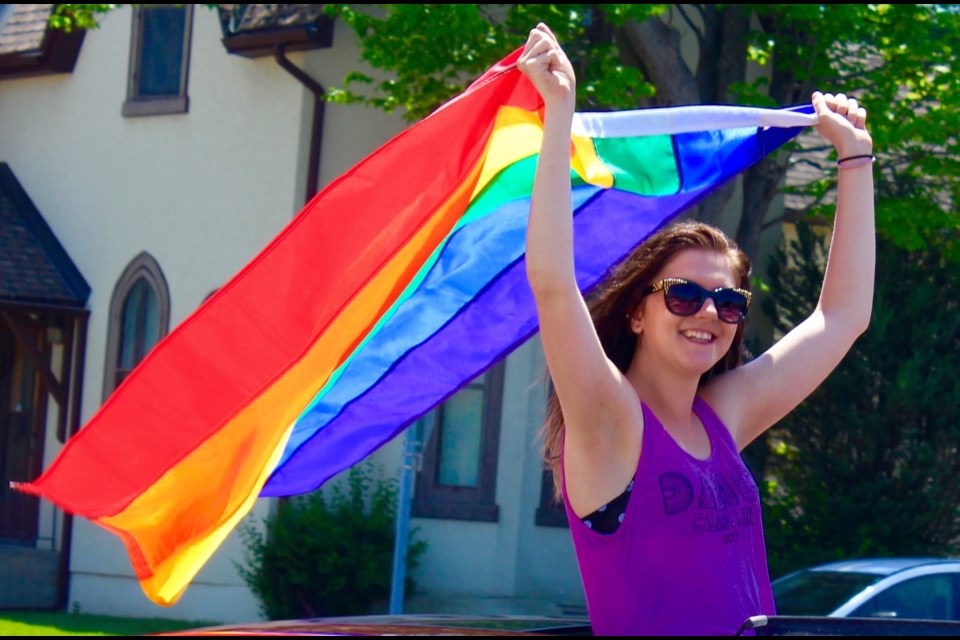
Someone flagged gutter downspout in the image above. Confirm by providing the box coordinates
[274,37,415,616]
[57,311,88,611]
[274,42,325,207]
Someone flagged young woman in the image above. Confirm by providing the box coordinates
[520,23,875,635]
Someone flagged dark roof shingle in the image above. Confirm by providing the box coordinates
[0,162,90,307]
[0,4,85,78]
[0,4,54,56]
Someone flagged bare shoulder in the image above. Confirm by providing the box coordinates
[562,367,645,456]
[561,378,645,517]
[698,368,754,449]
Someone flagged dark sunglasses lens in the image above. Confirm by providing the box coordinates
[664,282,704,316]
[664,282,748,323]
[714,290,748,323]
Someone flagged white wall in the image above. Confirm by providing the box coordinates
[0,6,408,623]
[402,339,585,614]
[0,5,300,622]
[1,5,590,623]
[511,340,584,609]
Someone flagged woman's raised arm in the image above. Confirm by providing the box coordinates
[704,90,876,448]
[520,24,642,497]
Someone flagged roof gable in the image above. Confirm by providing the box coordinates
[0,4,84,79]
[0,162,90,308]
[218,4,334,58]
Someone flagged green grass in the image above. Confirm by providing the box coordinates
[0,611,222,636]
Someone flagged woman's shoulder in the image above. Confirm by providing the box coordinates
[697,372,749,426]
[694,389,741,447]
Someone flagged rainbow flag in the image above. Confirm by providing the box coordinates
[14,46,816,605]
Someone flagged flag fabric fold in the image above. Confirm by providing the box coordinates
[14,45,816,606]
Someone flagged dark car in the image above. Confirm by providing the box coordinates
[156,609,960,637]
[772,557,960,620]
[154,614,960,637]
[154,613,594,636]
[156,560,960,638]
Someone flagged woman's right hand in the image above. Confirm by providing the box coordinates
[518,23,576,109]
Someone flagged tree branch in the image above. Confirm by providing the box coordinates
[621,16,700,105]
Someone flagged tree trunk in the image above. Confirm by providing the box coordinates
[621,6,753,228]
[735,14,818,260]
[738,158,791,262]
[620,16,699,106]
[697,5,751,228]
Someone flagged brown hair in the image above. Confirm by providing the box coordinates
[538,220,752,501]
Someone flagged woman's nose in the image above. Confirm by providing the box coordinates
[696,296,720,319]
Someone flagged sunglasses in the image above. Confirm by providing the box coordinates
[640,277,752,324]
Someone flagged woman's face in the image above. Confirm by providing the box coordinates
[630,248,740,377]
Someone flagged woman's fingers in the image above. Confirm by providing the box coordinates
[853,106,868,129]
[813,90,869,128]
[538,21,559,42]
[834,93,849,114]
[845,99,868,129]
[521,25,559,64]
[846,98,858,118]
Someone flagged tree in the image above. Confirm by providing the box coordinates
[320,4,960,265]
[52,1,960,567]
[760,223,960,578]
[52,4,959,262]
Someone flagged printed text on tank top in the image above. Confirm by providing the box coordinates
[581,404,715,534]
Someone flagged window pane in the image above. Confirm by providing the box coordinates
[142,283,160,356]
[138,7,186,97]
[853,575,954,620]
[774,570,879,616]
[437,386,483,487]
[119,279,159,369]
[119,280,145,369]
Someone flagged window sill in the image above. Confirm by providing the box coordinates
[535,506,569,528]
[122,96,189,117]
[412,501,499,522]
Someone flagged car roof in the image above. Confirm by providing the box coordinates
[154,614,593,636]
[805,557,960,576]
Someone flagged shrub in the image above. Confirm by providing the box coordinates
[756,224,960,578]
[235,460,428,620]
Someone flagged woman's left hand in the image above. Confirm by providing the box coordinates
[812,91,874,158]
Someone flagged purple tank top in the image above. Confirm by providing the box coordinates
[562,396,776,636]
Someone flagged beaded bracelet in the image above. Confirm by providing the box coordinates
[837,154,875,169]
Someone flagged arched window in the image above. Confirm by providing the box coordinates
[103,253,170,399]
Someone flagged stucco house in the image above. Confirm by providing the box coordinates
[0,4,586,623]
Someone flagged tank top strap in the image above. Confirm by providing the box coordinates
[692,395,738,454]
[639,400,669,455]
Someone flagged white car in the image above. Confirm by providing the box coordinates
[771,557,960,620]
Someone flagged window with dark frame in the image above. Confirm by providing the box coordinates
[103,253,170,398]
[115,278,159,386]
[122,5,193,117]
[534,379,569,527]
[412,361,505,522]
[535,467,569,528]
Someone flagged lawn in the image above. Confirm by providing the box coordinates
[0,611,222,636]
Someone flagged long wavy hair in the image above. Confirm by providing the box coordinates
[538,220,752,501]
